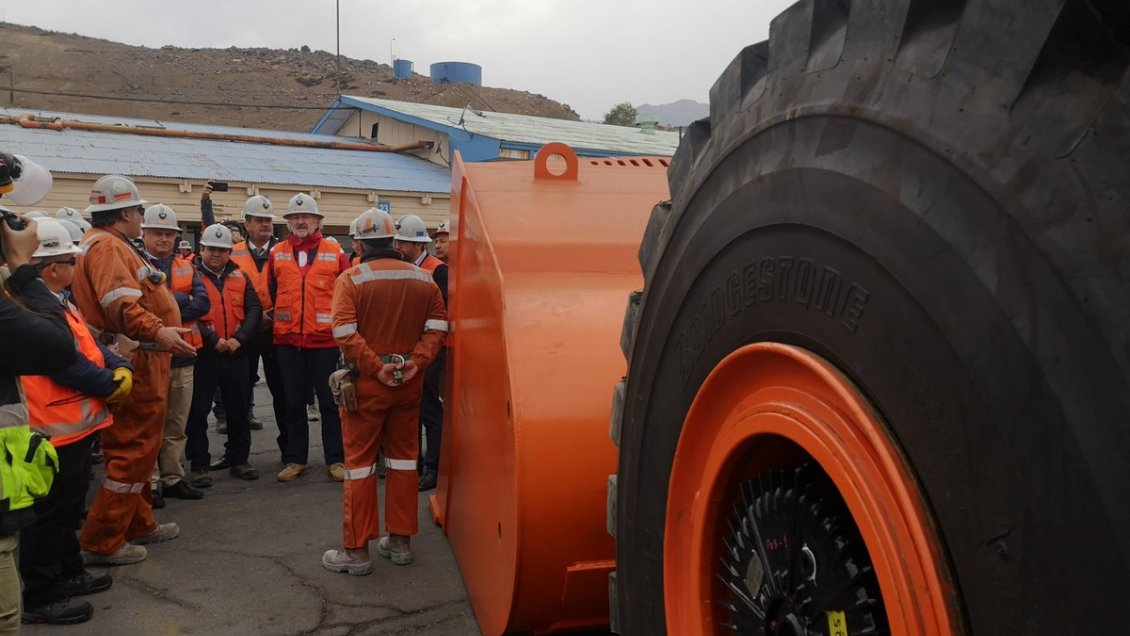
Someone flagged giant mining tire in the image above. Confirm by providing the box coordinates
[610,0,1130,634]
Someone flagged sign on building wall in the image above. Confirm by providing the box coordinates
[377,201,391,213]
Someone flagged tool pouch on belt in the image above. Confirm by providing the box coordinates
[329,368,358,412]
[0,426,59,534]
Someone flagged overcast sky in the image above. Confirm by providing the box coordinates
[0,0,797,120]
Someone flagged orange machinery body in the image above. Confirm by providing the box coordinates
[433,143,670,635]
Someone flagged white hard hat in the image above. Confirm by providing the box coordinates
[435,219,450,236]
[55,218,84,244]
[33,219,82,258]
[348,216,362,239]
[56,208,92,232]
[325,236,340,244]
[178,240,193,251]
[141,204,182,232]
[284,193,321,218]
[394,214,432,243]
[7,155,53,206]
[85,175,146,214]
[25,210,49,218]
[242,195,275,221]
[355,208,396,240]
[199,223,234,249]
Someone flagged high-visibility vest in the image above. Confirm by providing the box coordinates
[270,238,343,338]
[200,270,249,340]
[418,254,445,275]
[230,241,272,312]
[20,302,114,447]
[169,255,203,349]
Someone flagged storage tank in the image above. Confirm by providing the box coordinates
[393,59,413,80]
[430,61,482,86]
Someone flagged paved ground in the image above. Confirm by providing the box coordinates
[26,382,482,636]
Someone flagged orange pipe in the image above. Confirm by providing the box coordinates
[1,115,432,153]
[434,143,671,634]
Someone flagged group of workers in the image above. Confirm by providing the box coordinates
[0,170,450,627]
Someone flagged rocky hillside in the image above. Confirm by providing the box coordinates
[0,22,581,132]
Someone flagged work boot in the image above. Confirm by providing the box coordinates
[21,598,93,625]
[189,466,213,488]
[62,571,113,597]
[230,463,259,481]
[164,480,204,500]
[277,463,308,483]
[328,463,346,482]
[321,548,372,576]
[376,535,413,566]
[82,544,147,566]
[151,483,165,509]
[249,414,264,430]
[306,403,320,422]
[418,468,438,492]
[132,522,180,545]
[209,456,234,471]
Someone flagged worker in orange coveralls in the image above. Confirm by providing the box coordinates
[322,208,446,575]
[71,175,196,566]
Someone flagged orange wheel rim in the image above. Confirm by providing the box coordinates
[664,343,961,635]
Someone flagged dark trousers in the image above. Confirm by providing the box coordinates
[419,350,446,472]
[244,332,287,454]
[19,434,94,608]
[186,351,251,469]
[277,345,343,465]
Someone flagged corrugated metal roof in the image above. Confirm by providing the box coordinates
[318,96,682,157]
[0,107,452,193]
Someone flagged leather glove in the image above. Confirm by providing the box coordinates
[106,367,133,409]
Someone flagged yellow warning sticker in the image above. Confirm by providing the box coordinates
[826,610,848,636]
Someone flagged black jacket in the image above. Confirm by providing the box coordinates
[0,265,78,420]
[195,261,262,350]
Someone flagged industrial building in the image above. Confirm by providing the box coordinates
[0,107,452,245]
[310,96,681,165]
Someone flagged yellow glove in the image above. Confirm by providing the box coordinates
[106,367,133,409]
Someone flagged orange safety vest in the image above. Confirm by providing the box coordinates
[271,238,343,338]
[231,241,272,312]
[20,302,113,447]
[418,254,445,275]
[169,255,203,349]
[200,269,248,340]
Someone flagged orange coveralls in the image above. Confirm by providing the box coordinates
[71,228,181,555]
[331,252,446,547]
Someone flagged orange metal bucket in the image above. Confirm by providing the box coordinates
[432,143,670,635]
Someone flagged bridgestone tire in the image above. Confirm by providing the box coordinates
[612,1,1130,634]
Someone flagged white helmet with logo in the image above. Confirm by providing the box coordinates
[394,214,432,243]
[435,219,450,236]
[56,207,92,233]
[242,195,275,221]
[33,219,83,258]
[348,216,362,239]
[284,193,322,218]
[55,218,84,244]
[85,175,146,214]
[199,223,234,249]
[141,204,182,232]
[355,208,396,240]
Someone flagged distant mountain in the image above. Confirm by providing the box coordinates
[0,22,580,132]
[636,99,709,127]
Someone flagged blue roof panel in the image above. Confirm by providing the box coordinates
[0,107,451,194]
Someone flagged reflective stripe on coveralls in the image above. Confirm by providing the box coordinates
[73,228,179,555]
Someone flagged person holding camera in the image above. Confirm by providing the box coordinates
[71,175,195,566]
[18,219,134,625]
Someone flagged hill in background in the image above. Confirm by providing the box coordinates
[0,22,580,132]
[636,99,708,127]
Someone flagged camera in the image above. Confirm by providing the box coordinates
[209,181,230,192]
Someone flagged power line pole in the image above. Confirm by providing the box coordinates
[335,0,341,95]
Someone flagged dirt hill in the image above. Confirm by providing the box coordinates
[0,22,581,132]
